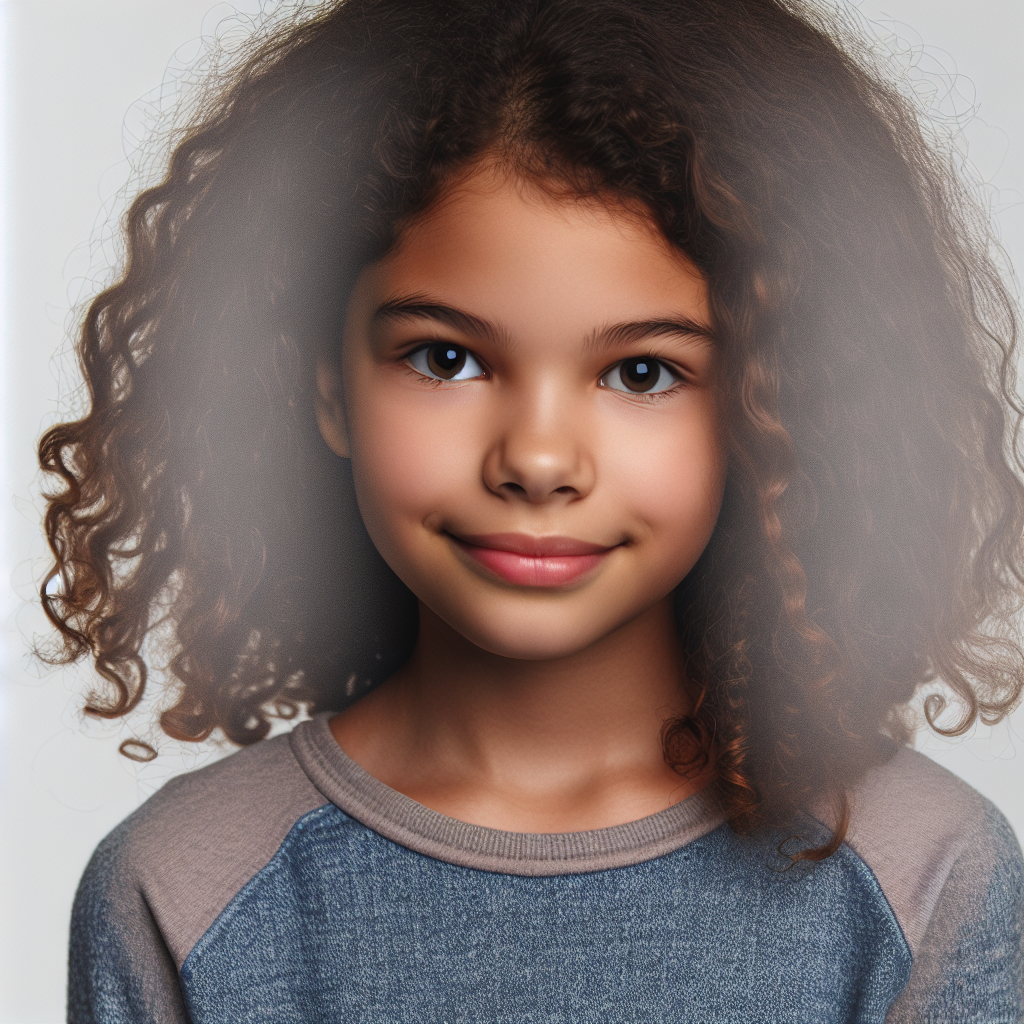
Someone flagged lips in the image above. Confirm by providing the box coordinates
[448,532,616,587]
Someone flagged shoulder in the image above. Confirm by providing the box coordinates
[79,731,329,967]
[839,744,1023,953]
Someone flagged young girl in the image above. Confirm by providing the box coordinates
[45,0,1023,1020]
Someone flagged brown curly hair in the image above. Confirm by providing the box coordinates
[39,0,1024,857]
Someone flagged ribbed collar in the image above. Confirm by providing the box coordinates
[291,713,727,876]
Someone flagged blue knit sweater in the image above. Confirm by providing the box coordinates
[68,714,1024,1023]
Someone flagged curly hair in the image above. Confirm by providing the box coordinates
[39,0,1024,857]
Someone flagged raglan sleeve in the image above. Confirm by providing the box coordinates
[885,805,1024,1024]
[68,822,191,1024]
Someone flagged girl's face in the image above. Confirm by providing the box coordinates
[318,163,727,660]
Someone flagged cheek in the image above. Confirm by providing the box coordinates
[347,382,479,534]
[601,401,726,557]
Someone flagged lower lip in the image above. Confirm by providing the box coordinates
[452,540,610,587]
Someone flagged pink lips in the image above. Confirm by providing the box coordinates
[449,532,616,587]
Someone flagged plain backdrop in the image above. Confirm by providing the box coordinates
[2,1,1023,1021]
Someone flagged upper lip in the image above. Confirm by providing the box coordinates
[449,532,616,556]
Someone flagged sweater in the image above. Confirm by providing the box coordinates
[68,713,1024,1023]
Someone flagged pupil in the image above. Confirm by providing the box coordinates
[621,358,657,392]
[427,344,466,379]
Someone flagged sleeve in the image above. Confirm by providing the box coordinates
[885,807,1024,1024]
[68,827,191,1024]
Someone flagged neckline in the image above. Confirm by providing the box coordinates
[290,713,727,876]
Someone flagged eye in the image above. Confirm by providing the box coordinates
[599,357,679,395]
[407,343,487,382]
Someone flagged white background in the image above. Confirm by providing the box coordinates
[1,2,1022,1021]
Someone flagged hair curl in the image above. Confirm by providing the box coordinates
[39,0,1024,856]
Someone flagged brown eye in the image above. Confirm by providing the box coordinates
[408,344,486,382]
[621,358,657,392]
[427,344,466,379]
[600,357,678,395]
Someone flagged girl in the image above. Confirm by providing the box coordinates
[44,0,1023,1020]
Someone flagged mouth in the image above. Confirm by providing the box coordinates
[447,532,618,588]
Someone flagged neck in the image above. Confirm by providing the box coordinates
[330,596,713,831]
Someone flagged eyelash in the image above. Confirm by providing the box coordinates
[404,343,489,384]
[597,356,683,400]
[403,343,686,399]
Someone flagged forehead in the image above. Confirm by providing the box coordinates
[364,167,711,338]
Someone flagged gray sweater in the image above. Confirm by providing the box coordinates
[68,714,1024,1022]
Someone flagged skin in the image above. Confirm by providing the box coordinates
[316,161,727,832]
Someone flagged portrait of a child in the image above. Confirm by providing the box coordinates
[2,1,1023,1021]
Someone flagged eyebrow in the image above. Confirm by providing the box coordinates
[374,297,511,347]
[582,318,716,352]
[374,296,715,351]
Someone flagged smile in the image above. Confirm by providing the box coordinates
[447,532,617,587]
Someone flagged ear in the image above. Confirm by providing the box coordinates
[314,354,351,458]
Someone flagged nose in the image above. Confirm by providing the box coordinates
[482,390,595,504]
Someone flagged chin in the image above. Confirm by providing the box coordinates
[451,608,620,662]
